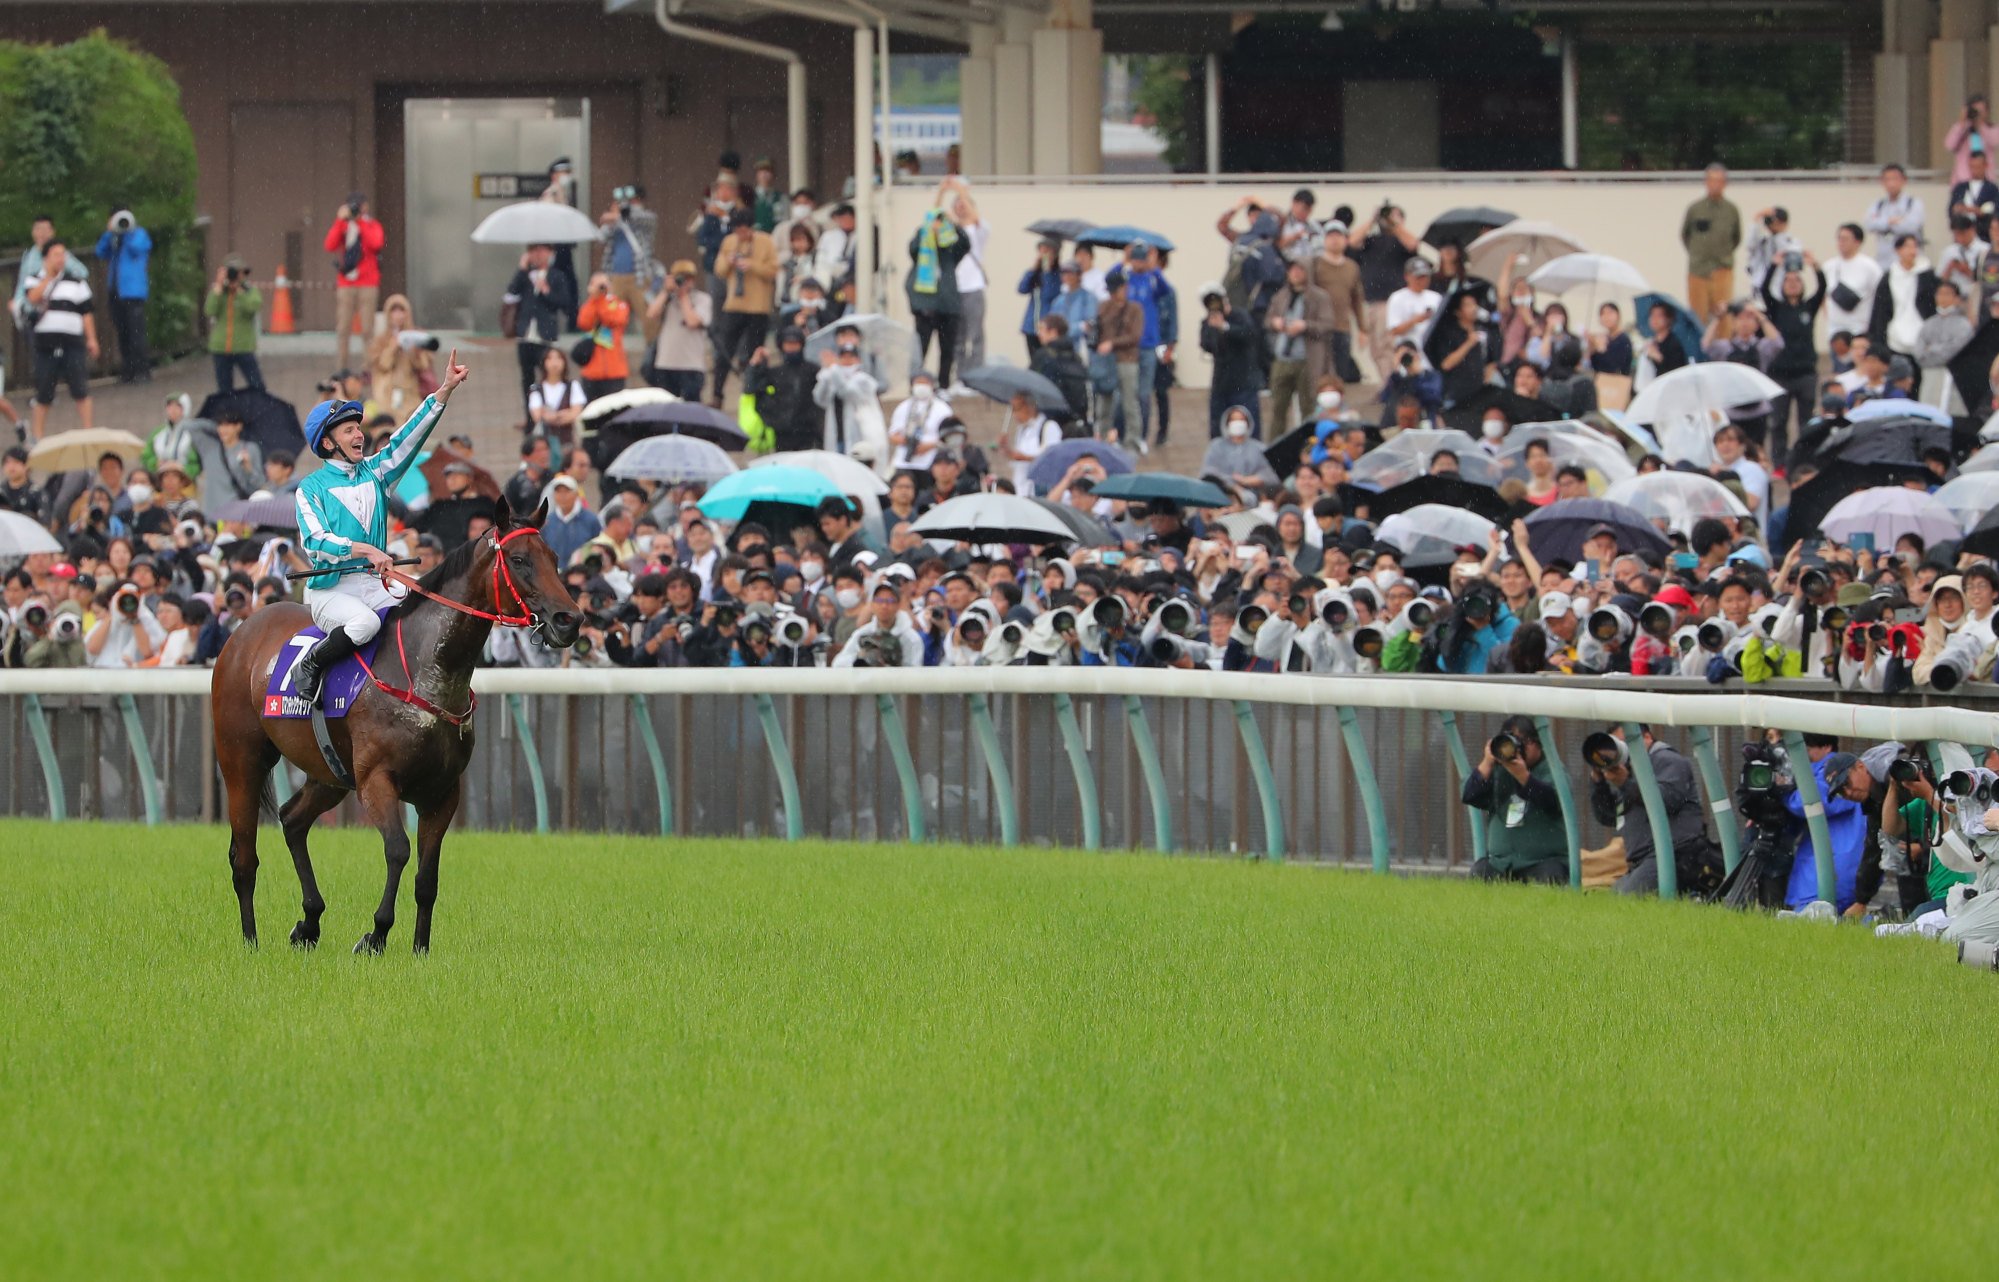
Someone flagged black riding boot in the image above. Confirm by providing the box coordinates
[295,629,360,706]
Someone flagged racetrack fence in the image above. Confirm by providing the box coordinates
[6,668,1999,904]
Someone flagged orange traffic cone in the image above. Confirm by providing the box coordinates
[268,268,296,335]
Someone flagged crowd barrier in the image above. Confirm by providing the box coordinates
[6,668,1999,905]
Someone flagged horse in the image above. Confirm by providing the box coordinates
[210,497,580,954]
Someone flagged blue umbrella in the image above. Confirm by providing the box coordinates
[1848,397,1951,426]
[1634,292,1708,365]
[1092,471,1232,509]
[1075,225,1176,253]
[1522,496,1671,564]
[1026,438,1136,493]
[696,466,843,522]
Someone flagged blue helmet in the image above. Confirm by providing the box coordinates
[303,399,366,457]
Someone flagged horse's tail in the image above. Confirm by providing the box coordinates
[258,771,281,824]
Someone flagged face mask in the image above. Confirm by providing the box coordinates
[634,535,654,557]
[911,385,933,402]
[835,587,862,610]
[1226,418,1250,439]
[1374,568,1399,589]
[1548,318,1567,333]
[1316,390,1342,411]
[791,202,812,220]
[783,348,804,364]
[801,560,825,584]
[127,483,153,505]
[1512,294,1533,308]
[1482,419,1506,440]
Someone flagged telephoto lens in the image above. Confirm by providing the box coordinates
[1798,566,1832,600]
[1887,756,1926,785]
[1321,598,1349,629]
[1489,732,1522,762]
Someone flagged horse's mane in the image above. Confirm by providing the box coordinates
[388,533,489,622]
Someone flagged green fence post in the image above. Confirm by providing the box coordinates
[269,762,295,809]
[115,694,162,827]
[968,694,1019,847]
[1531,716,1583,889]
[505,693,550,835]
[1688,726,1742,876]
[1052,694,1102,851]
[1780,729,1838,907]
[875,693,926,843]
[1232,700,1285,861]
[1622,722,1679,901]
[629,693,673,836]
[22,694,66,823]
[753,692,804,842]
[1337,706,1392,873]
[1439,711,1489,870]
[1122,694,1174,853]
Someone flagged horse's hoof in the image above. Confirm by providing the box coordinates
[412,941,429,957]
[353,934,384,956]
[242,934,258,950]
[289,922,319,950]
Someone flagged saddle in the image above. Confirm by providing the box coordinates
[262,609,393,720]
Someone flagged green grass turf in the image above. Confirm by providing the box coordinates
[2,819,1994,1280]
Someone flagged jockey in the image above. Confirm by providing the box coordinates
[291,349,469,702]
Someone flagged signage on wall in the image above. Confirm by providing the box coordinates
[474,173,554,200]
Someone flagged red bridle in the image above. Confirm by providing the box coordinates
[352,526,552,727]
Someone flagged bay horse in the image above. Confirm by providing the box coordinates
[211,497,580,953]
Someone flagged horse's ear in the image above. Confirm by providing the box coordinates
[492,495,514,533]
[530,498,550,530]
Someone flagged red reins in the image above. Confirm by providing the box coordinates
[352,526,549,727]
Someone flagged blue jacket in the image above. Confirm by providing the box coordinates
[1155,278,1179,347]
[1048,288,1098,347]
[1439,607,1518,675]
[1017,267,1061,335]
[295,396,446,585]
[1783,756,1866,911]
[95,227,152,300]
[1125,267,1164,347]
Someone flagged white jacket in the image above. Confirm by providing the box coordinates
[831,610,924,667]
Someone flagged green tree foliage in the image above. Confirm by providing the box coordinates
[1131,55,1197,172]
[1578,40,1844,171]
[0,31,202,355]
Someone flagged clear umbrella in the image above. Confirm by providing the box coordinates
[470,201,598,245]
[1932,472,1999,533]
[1820,486,1961,549]
[1961,442,1999,475]
[1465,220,1586,282]
[608,435,738,485]
[1627,363,1785,467]
[1350,429,1497,489]
[749,449,887,531]
[1527,252,1649,295]
[0,510,63,559]
[1374,505,1497,568]
[1493,423,1635,491]
[1600,472,1749,536]
[804,313,918,390]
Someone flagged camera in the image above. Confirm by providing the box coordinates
[712,604,739,630]
[1797,566,1832,602]
[1928,629,1984,693]
[1489,732,1524,762]
[1729,739,1799,908]
[116,590,140,617]
[1696,619,1737,653]
[1403,600,1435,633]
[51,613,81,643]
[1049,607,1078,636]
[1352,625,1386,661]
[111,209,135,233]
[776,614,810,646]
[226,265,245,285]
[397,330,442,353]
[999,621,1026,647]
[1155,598,1198,639]
[1581,730,1628,773]
[856,631,903,667]
[1320,596,1351,630]
[1888,754,1931,786]
[22,601,49,629]
[1783,250,1803,274]
[573,633,595,659]
[1236,603,1268,635]
[1638,601,1676,640]
[1586,605,1632,646]
[225,587,249,611]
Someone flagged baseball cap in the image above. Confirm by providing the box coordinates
[1725,545,1770,569]
[1584,522,1619,542]
[549,472,579,491]
[670,259,698,277]
[49,562,77,580]
[1127,242,1151,260]
[1060,259,1082,273]
[1537,589,1574,618]
[1104,269,1127,290]
[1652,584,1695,610]
[1322,218,1349,235]
[1405,257,1433,276]
[443,461,473,477]
[1821,751,1861,794]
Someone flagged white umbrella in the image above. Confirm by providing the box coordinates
[1494,423,1636,490]
[910,493,1075,544]
[749,449,890,496]
[607,435,738,484]
[1601,472,1749,536]
[1526,252,1648,296]
[27,427,146,474]
[1932,472,1999,533]
[0,510,62,558]
[579,386,677,425]
[1960,442,1999,475]
[1351,429,1498,489]
[1375,505,1497,568]
[1627,363,1784,426]
[1465,220,1587,282]
[1851,397,1950,426]
[1820,486,1960,549]
[470,201,598,245]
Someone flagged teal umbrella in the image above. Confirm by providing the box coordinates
[1092,472,1233,509]
[696,465,843,522]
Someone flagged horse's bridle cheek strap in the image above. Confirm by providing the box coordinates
[492,526,545,626]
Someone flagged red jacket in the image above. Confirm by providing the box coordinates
[323,216,385,288]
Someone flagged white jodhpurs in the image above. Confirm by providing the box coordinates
[305,573,403,644]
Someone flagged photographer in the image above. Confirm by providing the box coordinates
[25,600,87,668]
[96,207,152,383]
[832,581,923,668]
[1419,581,1515,675]
[204,253,264,394]
[680,596,749,669]
[1377,342,1443,427]
[645,259,712,402]
[1881,752,1967,917]
[366,293,431,416]
[1196,283,1259,439]
[84,581,164,668]
[1463,717,1568,885]
[1782,740,1873,915]
[598,183,660,344]
[1586,726,1723,898]
[196,574,256,663]
[504,244,578,410]
[4,586,49,667]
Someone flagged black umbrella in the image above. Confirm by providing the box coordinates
[1367,474,1511,523]
[1825,415,1954,467]
[212,495,299,529]
[1440,386,1562,434]
[958,363,1070,416]
[587,402,750,472]
[1779,459,1935,551]
[1026,497,1117,547]
[1422,206,1517,250]
[1949,317,1999,417]
[1522,497,1670,564]
[1027,217,1093,242]
[196,389,301,458]
[1962,508,1999,560]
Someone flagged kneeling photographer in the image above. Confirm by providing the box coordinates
[1463,716,1567,885]
[1585,725,1724,898]
[831,581,923,668]
[1780,736,1872,915]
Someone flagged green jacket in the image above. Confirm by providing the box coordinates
[204,284,262,354]
[1381,629,1422,673]
[1463,759,1568,872]
[1681,197,1742,275]
[1739,635,1802,684]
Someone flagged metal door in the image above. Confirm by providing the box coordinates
[403,98,590,333]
